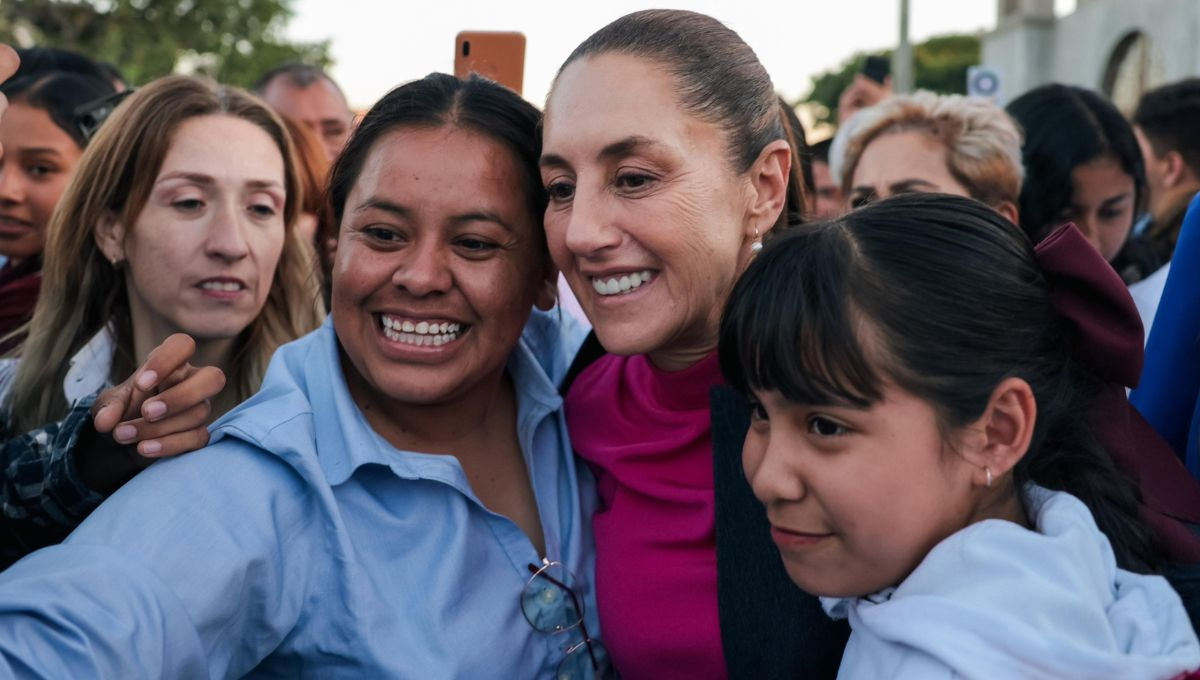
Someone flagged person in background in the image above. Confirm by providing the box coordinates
[255,62,355,161]
[808,138,843,220]
[837,69,891,125]
[1126,79,1200,333]
[0,72,605,680]
[0,75,323,562]
[778,96,814,216]
[0,67,115,346]
[10,47,123,90]
[542,10,846,679]
[721,193,1200,679]
[839,91,1022,223]
[279,113,336,296]
[1007,83,1160,284]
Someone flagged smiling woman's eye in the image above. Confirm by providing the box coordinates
[615,171,654,191]
[249,203,277,218]
[363,225,402,242]
[455,237,498,253]
[546,180,575,202]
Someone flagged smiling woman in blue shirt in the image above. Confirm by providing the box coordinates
[0,73,607,679]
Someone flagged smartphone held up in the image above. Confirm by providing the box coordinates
[454,31,526,96]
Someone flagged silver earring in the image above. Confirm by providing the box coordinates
[985,467,993,488]
[750,227,763,254]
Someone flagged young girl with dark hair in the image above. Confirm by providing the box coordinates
[1007,83,1160,284]
[0,69,114,344]
[719,193,1200,678]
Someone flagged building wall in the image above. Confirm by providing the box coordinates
[983,0,1200,103]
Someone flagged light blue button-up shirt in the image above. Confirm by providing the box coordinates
[0,310,598,679]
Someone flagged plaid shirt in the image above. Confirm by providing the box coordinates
[0,395,105,565]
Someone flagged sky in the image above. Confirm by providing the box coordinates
[288,0,1079,111]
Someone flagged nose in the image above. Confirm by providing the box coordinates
[1070,216,1104,257]
[203,200,250,262]
[744,432,807,506]
[561,182,621,258]
[0,162,24,206]
[391,238,452,297]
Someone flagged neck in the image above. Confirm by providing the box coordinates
[646,312,722,372]
[340,353,515,455]
[969,482,1031,530]
[1154,181,1200,223]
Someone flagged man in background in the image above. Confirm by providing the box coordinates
[1133,78,1200,264]
[255,62,354,161]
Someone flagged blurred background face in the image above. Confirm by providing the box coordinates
[1059,155,1135,262]
[0,101,82,264]
[810,159,843,220]
[848,130,968,209]
[262,77,353,161]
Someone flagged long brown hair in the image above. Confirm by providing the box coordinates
[5,75,324,434]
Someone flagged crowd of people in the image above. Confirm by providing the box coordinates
[0,8,1197,679]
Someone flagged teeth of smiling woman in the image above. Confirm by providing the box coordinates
[592,270,653,296]
[201,281,241,292]
[380,315,462,345]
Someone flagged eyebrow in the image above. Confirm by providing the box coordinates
[18,147,64,156]
[540,134,663,170]
[155,171,284,192]
[353,199,512,232]
[1101,193,1132,206]
[887,178,940,193]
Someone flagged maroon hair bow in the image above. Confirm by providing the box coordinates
[1033,223,1144,388]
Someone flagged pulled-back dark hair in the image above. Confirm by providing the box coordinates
[553,9,805,226]
[718,192,1155,572]
[1007,83,1145,243]
[328,73,546,232]
[1,70,115,148]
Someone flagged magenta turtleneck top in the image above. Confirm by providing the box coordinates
[565,350,726,679]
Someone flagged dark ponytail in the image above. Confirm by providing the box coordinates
[719,192,1156,571]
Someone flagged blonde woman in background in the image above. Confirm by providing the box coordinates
[0,75,323,561]
[837,90,1024,221]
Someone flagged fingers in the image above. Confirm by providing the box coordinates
[140,365,225,422]
[0,44,18,83]
[120,334,198,419]
[91,382,134,434]
[112,401,211,453]
[133,426,211,460]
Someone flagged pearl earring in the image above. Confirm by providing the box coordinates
[985,467,993,488]
[750,226,763,254]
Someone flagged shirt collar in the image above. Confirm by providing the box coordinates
[303,316,563,487]
[64,326,115,404]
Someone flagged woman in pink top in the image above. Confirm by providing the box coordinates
[540,10,846,679]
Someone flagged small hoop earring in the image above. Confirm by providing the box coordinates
[750,226,763,254]
[985,467,993,488]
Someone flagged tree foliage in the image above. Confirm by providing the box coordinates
[0,0,330,87]
[802,34,981,126]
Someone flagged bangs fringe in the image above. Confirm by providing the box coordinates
[719,222,885,408]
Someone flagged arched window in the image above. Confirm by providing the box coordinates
[1103,30,1163,114]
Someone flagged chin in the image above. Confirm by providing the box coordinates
[590,319,672,358]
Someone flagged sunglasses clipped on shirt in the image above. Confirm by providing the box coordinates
[522,559,613,680]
